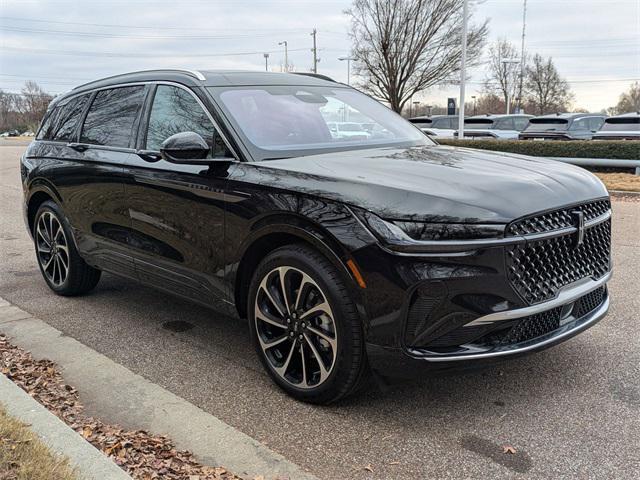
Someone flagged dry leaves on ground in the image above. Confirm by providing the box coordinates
[0,334,242,480]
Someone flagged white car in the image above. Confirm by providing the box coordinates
[455,114,532,140]
[593,112,640,140]
[327,122,371,140]
[408,115,459,138]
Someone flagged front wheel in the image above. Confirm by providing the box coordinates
[248,244,368,404]
[34,201,101,296]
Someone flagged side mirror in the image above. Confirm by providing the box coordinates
[160,132,210,164]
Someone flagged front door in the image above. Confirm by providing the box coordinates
[122,83,234,308]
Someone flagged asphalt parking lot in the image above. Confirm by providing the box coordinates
[1,143,639,479]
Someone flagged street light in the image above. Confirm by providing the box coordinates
[338,56,356,85]
[263,53,270,72]
[501,58,521,114]
[279,41,288,72]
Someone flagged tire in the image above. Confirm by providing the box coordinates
[248,244,368,404]
[33,201,101,296]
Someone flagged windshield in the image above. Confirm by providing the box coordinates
[210,86,432,160]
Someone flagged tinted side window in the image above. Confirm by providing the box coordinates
[145,85,219,156]
[36,107,59,140]
[570,118,590,131]
[495,118,515,130]
[81,86,146,148]
[513,117,530,131]
[589,117,605,131]
[49,94,90,141]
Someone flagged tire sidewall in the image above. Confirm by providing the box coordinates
[34,201,77,294]
[248,245,363,403]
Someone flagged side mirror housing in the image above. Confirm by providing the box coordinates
[160,132,210,164]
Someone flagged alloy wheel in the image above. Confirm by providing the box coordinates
[36,211,70,287]
[254,266,338,389]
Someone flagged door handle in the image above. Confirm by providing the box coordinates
[67,142,89,152]
[136,150,162,163]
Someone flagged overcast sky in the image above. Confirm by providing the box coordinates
[1,0,638,111]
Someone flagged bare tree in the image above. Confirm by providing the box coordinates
[483,39,522,113]
[608,82,640,115]
[524,54,573,114]
[21,81,53,130]
[347,0,488,113]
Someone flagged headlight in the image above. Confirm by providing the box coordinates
[352,208,505,251]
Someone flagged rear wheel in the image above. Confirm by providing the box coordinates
[248,244,368,404]
[34,201,101,296]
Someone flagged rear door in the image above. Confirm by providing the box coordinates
[122,83,235,308]
[31,85,148,279]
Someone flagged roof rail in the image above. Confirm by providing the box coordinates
[291,72,336,83]
[72,69,206,90]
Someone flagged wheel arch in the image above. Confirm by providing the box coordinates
[233,216,362,319]
[26,184,62,234]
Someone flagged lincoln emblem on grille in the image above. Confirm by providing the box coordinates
[571,210,585,247]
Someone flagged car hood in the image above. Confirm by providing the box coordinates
[248,145,608,223]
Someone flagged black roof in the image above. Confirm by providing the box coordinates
[530,112,605,121]
[69,69,340,97]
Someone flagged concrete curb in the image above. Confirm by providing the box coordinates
[0,374,132,480]
[0,298,319,480]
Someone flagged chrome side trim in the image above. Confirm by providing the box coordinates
[415,294,609,362]
[464,271,611,327]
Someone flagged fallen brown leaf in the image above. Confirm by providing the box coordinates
[503,445,517,454]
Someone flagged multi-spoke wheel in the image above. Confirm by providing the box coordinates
[36,211,70,287]
[249,244,368,404]
[33,201,101,296]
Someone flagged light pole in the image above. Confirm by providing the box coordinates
[458,0,469,139]
[501,58,521,114]
[263,53,270,72]
[279,41,288,72]
[338,56,355,85]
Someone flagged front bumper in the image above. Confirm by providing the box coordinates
[363,269,610,378]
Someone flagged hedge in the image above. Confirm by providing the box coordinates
[436,139,640,160]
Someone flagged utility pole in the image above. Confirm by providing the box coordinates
[517,0,528,112]
[458,0,468,139]
[310,29,318,73]
[279,41,288,72]
[338,56,355,85]
[263,53,270,72]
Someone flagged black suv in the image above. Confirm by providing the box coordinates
[21,70,612,404]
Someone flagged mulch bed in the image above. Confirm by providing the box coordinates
[0,333,244,480]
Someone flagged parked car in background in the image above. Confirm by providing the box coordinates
[408,115,459,138]
[519,113,606,141]
[327,122,371,140]
[593,112,640,140]
[455,114,532,140]
[22,131,36,137]
[1,129,20,137]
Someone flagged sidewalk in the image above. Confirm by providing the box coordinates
[0,296,318,480]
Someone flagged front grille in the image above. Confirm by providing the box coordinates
[506,201,611,305]
[574,286,606,318]
[503,307,562,344]
[507,199,610,236]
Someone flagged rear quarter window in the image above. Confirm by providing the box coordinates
[80,86,146,148]
[42,94,91,142]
